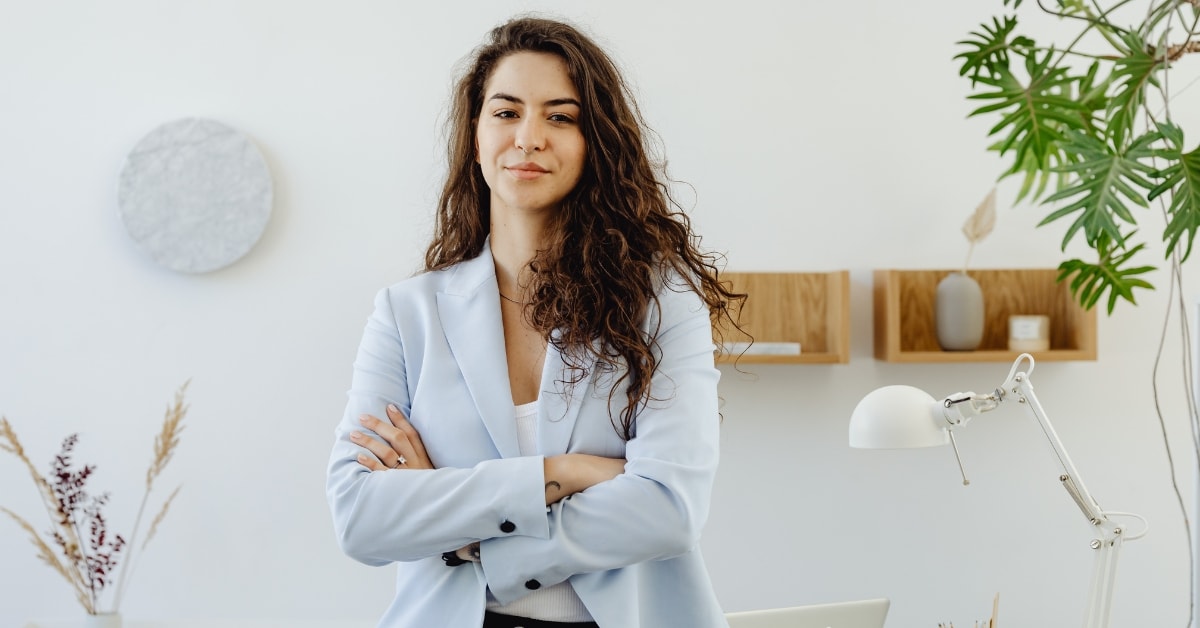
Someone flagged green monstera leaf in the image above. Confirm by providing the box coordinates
[1150,122,1200,262]
[1040,128,1163,249]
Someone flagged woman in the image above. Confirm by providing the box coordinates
[327,15,744,628]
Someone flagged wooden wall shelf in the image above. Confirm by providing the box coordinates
[716,271,850,364]
[873,269,1097,363]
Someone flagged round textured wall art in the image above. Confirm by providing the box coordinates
[117,117,273,273]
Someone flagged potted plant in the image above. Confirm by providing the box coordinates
[0,383,188,627]
[955,0,1200,622]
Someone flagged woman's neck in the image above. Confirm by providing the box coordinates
[490,217,548,300]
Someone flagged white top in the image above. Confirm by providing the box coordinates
[486,400,593,622]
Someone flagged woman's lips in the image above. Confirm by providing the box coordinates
[507,162,549,180]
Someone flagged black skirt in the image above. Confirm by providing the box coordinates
[483,610,599,628]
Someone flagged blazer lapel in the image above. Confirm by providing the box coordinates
[437,243,522,459]
[536,333,597,455]
[437,240,600,458]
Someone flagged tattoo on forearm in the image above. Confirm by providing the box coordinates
[545,480,561,492]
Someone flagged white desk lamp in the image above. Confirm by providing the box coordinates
[849,353,1146,628]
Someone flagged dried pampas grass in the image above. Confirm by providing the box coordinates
[0,381,189,615]
[0,505,91,611]
[146,383,187,488]
[961,187,997,274]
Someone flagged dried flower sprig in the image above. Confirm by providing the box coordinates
[0,381,188,615]
[961,187,997,274]
[113,382,188,608]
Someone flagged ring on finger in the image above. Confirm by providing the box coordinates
[391,455,407,469]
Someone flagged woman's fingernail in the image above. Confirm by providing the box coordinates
[349,432,362,441]
[359,415,370,424]
[388,403,399,412]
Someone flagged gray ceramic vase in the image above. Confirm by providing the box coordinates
[936,272,984,351]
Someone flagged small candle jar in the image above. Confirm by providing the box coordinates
[1009,314,1050,352]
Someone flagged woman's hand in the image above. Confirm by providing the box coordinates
[350,404,434,471]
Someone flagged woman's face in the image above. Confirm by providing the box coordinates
[476,51,586,219]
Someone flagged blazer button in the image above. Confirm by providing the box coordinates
[499,520,516,533]
[524,579,541,590]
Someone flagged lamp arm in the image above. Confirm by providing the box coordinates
[1000,356,1108,528]
[938,356,1115,529]
[998,354,1143,628]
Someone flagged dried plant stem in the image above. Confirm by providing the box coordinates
[116,485,181,606]
[0,418,95,613]
[111,382,188,610]
[73,514,95,611]
[0,506,93,612]
[142,485,181,552]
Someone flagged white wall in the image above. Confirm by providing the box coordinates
[2,1,1197,626]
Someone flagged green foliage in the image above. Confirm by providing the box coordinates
[956,1,1200,313]
[1057,233,1155,313]
[1105,31,1164,146]
[1039,128,1162,247]
[1151,122,1200,261]
[965,50,1089,180]
[955,16,1033,86]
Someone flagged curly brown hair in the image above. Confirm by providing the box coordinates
[425,16,746,440]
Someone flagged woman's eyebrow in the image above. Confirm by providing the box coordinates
[488,92,581,108]
[545,97,581,108]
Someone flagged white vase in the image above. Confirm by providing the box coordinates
[83,613,122,628]
[936,272,984,351]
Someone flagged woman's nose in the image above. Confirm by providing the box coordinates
[515,120,545,153]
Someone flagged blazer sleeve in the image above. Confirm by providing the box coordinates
[326,287,550,566]
[479,278,722,604]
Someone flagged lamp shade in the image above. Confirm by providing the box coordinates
[849,385,949,449]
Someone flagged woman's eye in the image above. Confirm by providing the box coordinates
[494,110,518,119]
[548,113,575,123]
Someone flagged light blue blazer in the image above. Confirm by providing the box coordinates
[327,242,728,627]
